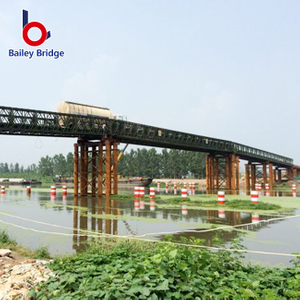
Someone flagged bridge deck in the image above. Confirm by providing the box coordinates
[0,105,293,167]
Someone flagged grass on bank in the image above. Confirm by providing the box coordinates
[0,230,51,259]
[28,236,300,300]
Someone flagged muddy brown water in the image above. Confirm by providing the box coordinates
[0,187,299,267]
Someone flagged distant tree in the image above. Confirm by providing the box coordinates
[66,152,74,176]
[14,163,20,173]
[53,154,67,175]
[38,156,54,176]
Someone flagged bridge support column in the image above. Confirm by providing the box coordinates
[245,164,250,192]
[277,169,282,183]
[113,142,118,195]
[263,163,267,188]
[74,144,79,196]
[251,164,256,190]
[73,139,119,196]
[268,163,274,191]
[205,153,239,194]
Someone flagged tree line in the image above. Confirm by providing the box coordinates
[0,148,206,179]
[118,148,206,178]
[0,153,74,178]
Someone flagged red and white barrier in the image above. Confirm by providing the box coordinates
[173,182,177,195]
[134,199,140,211]
[251,191,259,203]
[181,204,188,216]
[50,186,56,195]
[218,210,226,219]
[183,182,187,189]
[62,185,67,195]
[265,183,269,191]
[292,184,296,193]
[252,214,260,223]
[255,183,262,191]
[165,183,169,194]
[149,187,155,199]
[26,186,31,194]
[140,187,145,198]
[1,186,5,194]
[181,188,188,199]
[218,191,225,204]
[134,187,140,198]
[150,199,155,211]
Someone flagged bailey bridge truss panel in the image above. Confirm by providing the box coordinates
[0,105,293,167]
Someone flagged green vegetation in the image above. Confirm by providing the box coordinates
[119,148,206,178]
[0,152,74,181]
[0,229,51,259]
[163,198,281,211]
[29,237,300,299]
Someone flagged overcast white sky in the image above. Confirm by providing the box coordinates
[0,1,300,167]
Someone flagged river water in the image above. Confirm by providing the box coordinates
[0,186,299,267]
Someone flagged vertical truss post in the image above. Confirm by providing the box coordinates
[74,143,79,196]
[263,163,267,187]
[236,156,240,192]
[245,164,250,192]
[98,142,103,197]
[225,155,232,192]
[113,141,118,195]
[269,163,274,191]
[206,155,210,193]
[92,145,97,196]
[287,167,293,180]
[105,139,112,197]
[251,164,256,190]
[231,154,236,193]
[278,169,282,183]
[209,156,214,191]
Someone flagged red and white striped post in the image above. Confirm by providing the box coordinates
[173,182,177,195]
[0,186,5,194]
[26,186,31,194]
[181,204,188,216]
[192,183,195,195]
[150,199,155,211]
[140,200,145,210]
[252,214,260,223]
[251,191,259,203]
[140,187,145,198]
[149,187,155,199]
[165,183,169,194]
[265,183,269,191]
[50,186,56,195]
[134,187,140,198]
[218,191,225,204]
[134,199,140,211]
[181,188,188,199]
[292,184,296,193]
[62,185,68,196]
[183,182,187,189]
[218,210,226,219]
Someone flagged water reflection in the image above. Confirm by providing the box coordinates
[0,188,298,266]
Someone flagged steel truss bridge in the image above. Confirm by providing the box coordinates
[0,105,292,167]
[0,105,295,195]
